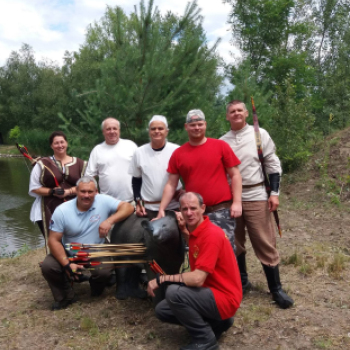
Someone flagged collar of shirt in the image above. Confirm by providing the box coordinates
[230,122,250,136]
[189,216,210,238]
[73,197,96,215]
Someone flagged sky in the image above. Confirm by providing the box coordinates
[0,0,241,68]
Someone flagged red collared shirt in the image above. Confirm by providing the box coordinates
[189,216,242,319]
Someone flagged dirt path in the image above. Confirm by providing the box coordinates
[1,130,350,350]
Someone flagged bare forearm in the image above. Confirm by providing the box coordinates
[159,183,176,212]
[107,202,134,224]
[32,187,54,196]
[48,235,69,266]
[32,187,75,198]
[160,269,207,288]
[231,171,242,204]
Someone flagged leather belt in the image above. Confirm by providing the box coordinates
[242,182,264,189]
[143,200,161,204]
[205,200,232,214]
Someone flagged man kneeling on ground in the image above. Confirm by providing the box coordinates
[147,192,243,350]
[41,176,134,310]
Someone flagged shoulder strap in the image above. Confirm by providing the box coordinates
[251,97,282,237]
[251,97,270,195]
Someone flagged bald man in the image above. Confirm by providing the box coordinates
[85,118,137,202]
[148,192,242,350]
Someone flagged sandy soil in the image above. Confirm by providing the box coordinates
[1,130,350,350]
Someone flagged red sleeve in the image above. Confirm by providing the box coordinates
[167,149,180,175]
[193,233,221,274]
[221,140,241,168]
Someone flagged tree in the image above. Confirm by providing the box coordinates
[0,44,39,135]
[226,0,316,97]
[225,0,319,171]
[0,44,67,143]
[59,0,223,154]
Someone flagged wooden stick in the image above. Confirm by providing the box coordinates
[81,260,148,264]
[73,252,146,258]
[66,243,145,248]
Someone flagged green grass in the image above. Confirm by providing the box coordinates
[328,253,347,278]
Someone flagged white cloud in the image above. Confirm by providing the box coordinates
[0,0,241,66]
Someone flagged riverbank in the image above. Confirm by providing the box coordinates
[1,129,350,349]
[0,145,21,157]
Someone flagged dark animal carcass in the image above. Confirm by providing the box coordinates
[110,211,185,304]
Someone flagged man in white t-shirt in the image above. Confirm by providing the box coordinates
[129,115,182,219]
[85,117,137,201]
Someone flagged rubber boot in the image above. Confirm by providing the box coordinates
[262,264,294,309]
[129,266,148,299]
[236,254,252,294]
[116,266,148,300]
[115,267,129,300]
[89,276,106,297]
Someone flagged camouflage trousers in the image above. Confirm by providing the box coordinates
[206,208,236,253]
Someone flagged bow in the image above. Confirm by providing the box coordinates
[16,143,60,187]
[251,97,282,237]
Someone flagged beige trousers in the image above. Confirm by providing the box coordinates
[235,201,280,266]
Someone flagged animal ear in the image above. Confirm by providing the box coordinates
[141,220,152,231]
[166,210,177,220]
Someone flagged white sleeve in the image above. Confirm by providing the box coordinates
[85,148,98,176]
[128,150,142,177]
[28,163,43,198]
[261,129,282,176]
[261,129,282,196]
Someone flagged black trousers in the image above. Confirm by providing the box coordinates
[41,254,111,302]
[155,284,222,343]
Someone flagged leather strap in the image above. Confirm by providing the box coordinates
[205,200,232,214]
[242,182,264,189]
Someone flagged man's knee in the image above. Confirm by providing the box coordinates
[155,299,169,321]
[41,254,61,277]
[94,268,111,280]
[165,285,201,306]
[165,284,181,303]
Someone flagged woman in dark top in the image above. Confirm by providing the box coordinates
[29,131,87,246]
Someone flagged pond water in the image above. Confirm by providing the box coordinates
[0,157,44,255]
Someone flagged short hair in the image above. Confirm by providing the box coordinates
[179,192,204,207]
[49,131,67,145]
[76,176,98,189]
[226,100,247,113]
[101,118,120,130]
[148,115,169,129]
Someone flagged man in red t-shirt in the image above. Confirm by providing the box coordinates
[155,109,242,249]
[147,192,243,350]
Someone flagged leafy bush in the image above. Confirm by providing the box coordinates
[9,126,21,141]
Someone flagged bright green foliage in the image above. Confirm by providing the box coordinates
[59,0,223,153]
[9,126,20,141]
